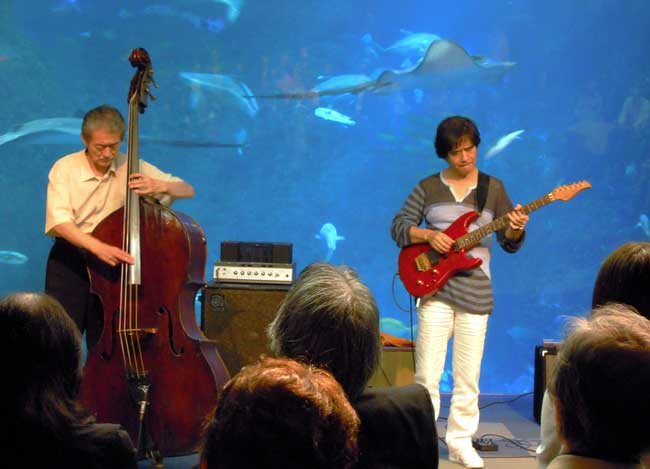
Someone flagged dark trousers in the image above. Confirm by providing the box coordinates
[45,238,102,348]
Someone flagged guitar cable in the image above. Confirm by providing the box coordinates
[387,272,417,381]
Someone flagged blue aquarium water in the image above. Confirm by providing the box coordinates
[1,0,649,392]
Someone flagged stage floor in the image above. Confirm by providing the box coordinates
[137,392,540,469]
[438,392,539,468]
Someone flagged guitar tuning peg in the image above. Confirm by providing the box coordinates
[149,93,157,101]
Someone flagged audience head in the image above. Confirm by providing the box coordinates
[592,241,650,317]
[267,262,381,400]
[200,356,359,469]
[549,303,650,462]
[0,292,84,415]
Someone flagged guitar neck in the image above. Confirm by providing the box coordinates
[455,193,554,249]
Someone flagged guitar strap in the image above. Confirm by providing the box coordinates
[476,171,490,215]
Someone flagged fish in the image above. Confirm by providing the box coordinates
[0,117,245,149]
[384,31,442,56]
[180,72,259,117]
[484,129,524,159]
[0,250,28,265]
[413,88,424,103]
[312,74,374,94]
[637,214,650,238]
[373,40,515,92]
[315,223,345,262]
[235,128,247,156]
[360,33,383,57]
[314,107,356,126]
[211,0,243,23]
[51,0,81,13]
[249,39,515,99]
[142,4,225,32]
[0,118,82,146]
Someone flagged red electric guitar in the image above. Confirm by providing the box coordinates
[398,181,591,297]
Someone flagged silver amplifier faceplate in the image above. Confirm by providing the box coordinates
[213,262,294,285]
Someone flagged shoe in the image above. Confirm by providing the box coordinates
[449,446,484,468]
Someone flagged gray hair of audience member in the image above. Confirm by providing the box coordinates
[592,241,650,318]
[200,356,360,469]
[81,104,126,140]
[267,262,381,401]
[549,303,650,463]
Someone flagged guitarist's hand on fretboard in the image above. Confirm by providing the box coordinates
[505,204,529,240]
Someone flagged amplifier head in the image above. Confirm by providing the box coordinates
[221,241,292,264]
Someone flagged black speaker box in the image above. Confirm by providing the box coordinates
[200,283,290,376]
[533,342,560,423]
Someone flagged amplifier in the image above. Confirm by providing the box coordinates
[213,262,294,285]
[221,241,292,264]
[533,340,560,423]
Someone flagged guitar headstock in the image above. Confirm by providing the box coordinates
[550,181,592,201]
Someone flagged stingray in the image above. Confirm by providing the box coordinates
[0,117,245,149]
[250,39,515,99]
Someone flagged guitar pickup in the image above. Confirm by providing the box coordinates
[415,253,432,272]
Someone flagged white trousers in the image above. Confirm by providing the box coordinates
[415,297,489,451]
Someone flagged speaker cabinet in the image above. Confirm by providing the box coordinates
[201,283,290,376]
[367,346,415,387]
[533,342,560,423]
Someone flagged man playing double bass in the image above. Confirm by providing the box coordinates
[44,104,194,348]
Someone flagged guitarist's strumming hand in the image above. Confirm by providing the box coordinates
[426,230,454,254]
[505,204,529,241]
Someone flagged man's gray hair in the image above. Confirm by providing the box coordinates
[549,303,650,462]
[81,105,126,139]
[268,262,381,401]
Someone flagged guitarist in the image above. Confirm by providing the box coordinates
[390,116,528,469]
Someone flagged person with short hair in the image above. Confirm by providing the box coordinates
[547,304,650,468]
[268,262,382,401]
[391,116,528,468]
[199,356,359,469]
[0,292,137,468]
[44,104,194,346]
[268,262,439,468]
[537,241,650,468]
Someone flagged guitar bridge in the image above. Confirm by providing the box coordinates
[414,253,432,272]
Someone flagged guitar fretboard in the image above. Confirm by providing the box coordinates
[454,193,555,250]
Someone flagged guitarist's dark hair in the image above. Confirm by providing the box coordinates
[434,115,481,158]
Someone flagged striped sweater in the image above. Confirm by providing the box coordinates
[390,172,524,314]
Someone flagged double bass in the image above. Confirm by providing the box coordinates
[80,48,229,459]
